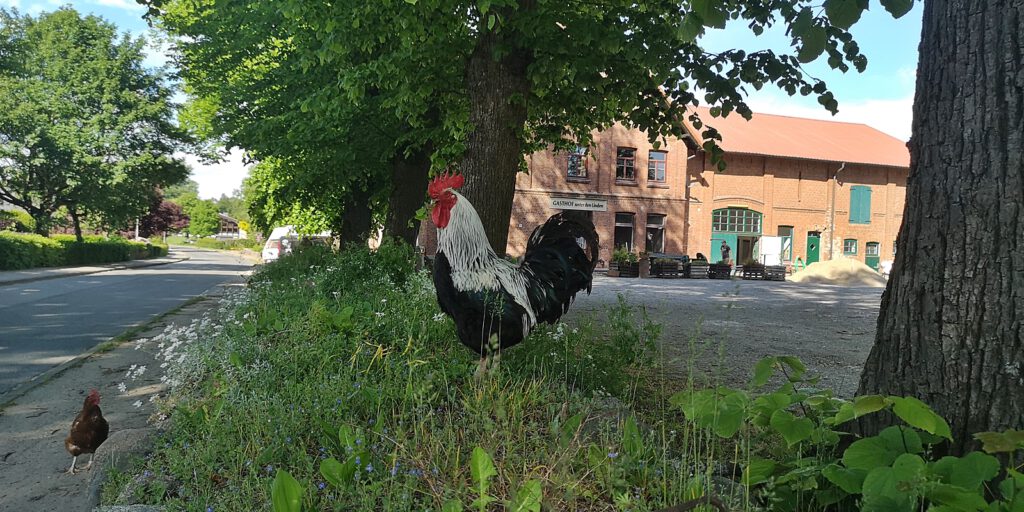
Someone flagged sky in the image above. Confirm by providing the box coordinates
[8,0,923,198]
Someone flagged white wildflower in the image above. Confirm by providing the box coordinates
[117,382,127,393]
[132,400,143,408]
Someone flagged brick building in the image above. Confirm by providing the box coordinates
[420,108,909,271]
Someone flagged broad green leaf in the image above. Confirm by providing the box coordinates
[925,483,988,511]
[973,429,1024,453]
[861,465,915,512]
[486,14,495,30]
[843,437,897,470]
[623,416,644,456]
[677,14,704,42]
[508,480,542,512]
[712,390,749,438]
[777,356,806,379]
[470,446,497,487]
[750,356,777,387]
[797,26,827,63]
[931,452,1001,491]
[743,458,776,485]
[822,463,866,493]
[831,403,856,425]
[880,0,913,18]
[441,500,463,512]
[889,396,953,440]
[853,395,890,417]
[824,0,867,30]
[690,0,726,28]
[770,409,814,447]
[271,469,303,512]
[878,425,924,454]
[751,392,791,426]
[319,457,350,488]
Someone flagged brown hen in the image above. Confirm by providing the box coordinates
[64,389,109,474]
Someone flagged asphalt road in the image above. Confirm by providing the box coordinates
[0,247,253,396]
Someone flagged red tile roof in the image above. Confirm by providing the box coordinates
[684,107,910,168]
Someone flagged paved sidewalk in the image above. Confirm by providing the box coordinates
[0,252,190,287]
[0,276,248,512]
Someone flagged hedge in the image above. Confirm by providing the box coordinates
[194,237,260,250]
[0,232,168,270]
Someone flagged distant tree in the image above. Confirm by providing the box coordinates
[182,197,219,237]
[0,8,190,240]
[213,190,248,223]
[138,199,189,238]
[163,179,201,203]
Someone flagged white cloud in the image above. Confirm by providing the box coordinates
[0,0,20,9]
[93,0,144,11]
[742,92,915,141]
[179,148,252,199]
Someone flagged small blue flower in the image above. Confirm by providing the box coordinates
[367,419,375,426]
[285,437,292,443]
[355,439,362,446]
[355,456,361,465]
[317,481,326,490]
[265,464,274,474]
[365,463,374,473]
[390,465,399,477]
[206,506,213,512]
[143,470,152,478]
[608,451,619,459]
[336,398,343,404]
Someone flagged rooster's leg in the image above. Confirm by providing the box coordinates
[67,456,77,474]
[84,453,94,471]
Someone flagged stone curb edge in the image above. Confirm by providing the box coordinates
[0,255,191,287]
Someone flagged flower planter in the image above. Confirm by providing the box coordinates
[609,261,639,278]
[708,263,733,280]
[685,262,709,279]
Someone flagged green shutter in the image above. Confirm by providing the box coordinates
[850,186,871,224]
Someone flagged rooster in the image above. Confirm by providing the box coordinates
[65,389,109,474]
[428,173,599,374]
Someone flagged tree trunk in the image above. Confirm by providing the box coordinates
[338,184,374,248]
[32,214,50,237]
[385,146,432,246]
[856,0,1023,455]
[70,209,84,242]
[459,13,532,256]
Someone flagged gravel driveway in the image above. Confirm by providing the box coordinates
[565,275,885,397]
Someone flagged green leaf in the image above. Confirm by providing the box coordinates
[751,392,791,426]
[852,395,890,418]
[931,452,1001,491]
[822,463,866,493]
[320,457,352,488]
[777,356,806,379]
[271,469,303,512]
[690,0,726,28]
[824,0,867,30]
[713,390,749,438]
[878,425,924,454]
[861,464,915,512]
[623,416,644,456]
[508,480,542,512]
[743,458,776,486]
[486,14,495,30]
[879,0,913,18]
[750,356,777,387]
[229,351,244,367]
[831,402,856,425]
[677,14,704,42]
[973,429,1024,453]
[441,500,463,512]
[470,446,497,488]
[770,409,814,447]
[889,396,953,440]
[843,437,897,470]
[925,483,988,511]
[797,26,827,63]
[560,413,583,447]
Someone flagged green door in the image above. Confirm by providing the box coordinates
[711,234,738,263]
[865,242,880,270]
[806,232,821,264]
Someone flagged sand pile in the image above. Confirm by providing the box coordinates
[789,258,887,287]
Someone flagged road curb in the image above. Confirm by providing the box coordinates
[0,293,207,410]
[0,255,190,287]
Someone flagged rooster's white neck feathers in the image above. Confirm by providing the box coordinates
[437,191,537,330]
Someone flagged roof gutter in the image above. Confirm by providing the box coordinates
[828,162,847,260]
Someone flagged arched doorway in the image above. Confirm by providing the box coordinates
[711,208,762,264]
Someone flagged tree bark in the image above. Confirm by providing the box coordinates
[338,183,374,248]
[459,11,532,256]
[384,146,432,246]
[70,209,84,242]
[857,0,1023,455]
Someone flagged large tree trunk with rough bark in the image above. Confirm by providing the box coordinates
[459,12,532,256]
[338,184,374,248]
[69,209,84,242]
[856,0,1023,455]
[385,146,431,246]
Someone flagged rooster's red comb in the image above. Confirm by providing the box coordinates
[428,172,464,199]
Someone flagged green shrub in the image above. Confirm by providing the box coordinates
[0,233,166,270]
[0,210,36,232]
[194,237,261,250]
[0,232,63,269]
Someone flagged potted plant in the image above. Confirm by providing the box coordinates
[609,247,640,277]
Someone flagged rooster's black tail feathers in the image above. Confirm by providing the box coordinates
[522,211,600,324]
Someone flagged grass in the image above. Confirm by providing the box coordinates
[104,243,751,511]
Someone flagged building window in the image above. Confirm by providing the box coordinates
[850,185,872,224]
[567,146,588,179]
[616,147,636,181]
[778,226,793,261]
[843,239,858,255]
[646,214,665,253]
[712,208,762,234]
[648,150,667,182]
[866,242,880,256]
[614,212,635,251]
